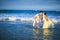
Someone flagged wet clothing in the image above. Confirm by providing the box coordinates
[33,14,43,28]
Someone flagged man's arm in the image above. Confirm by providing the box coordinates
[33,16,37,26]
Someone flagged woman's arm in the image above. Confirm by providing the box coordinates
[44,15,49,21]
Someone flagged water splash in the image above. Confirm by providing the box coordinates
[43,18,58,28]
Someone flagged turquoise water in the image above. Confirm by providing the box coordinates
[0,11,60,40]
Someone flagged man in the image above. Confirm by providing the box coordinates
[33,11,44,28]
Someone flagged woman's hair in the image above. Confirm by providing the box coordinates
[44,12,46,15]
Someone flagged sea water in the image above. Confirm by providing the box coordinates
[0,11,60,40]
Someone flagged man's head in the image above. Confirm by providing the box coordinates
[39,11,44,16]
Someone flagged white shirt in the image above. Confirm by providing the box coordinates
[35,14,43,23]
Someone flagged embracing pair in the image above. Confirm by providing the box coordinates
[33,11,54,28]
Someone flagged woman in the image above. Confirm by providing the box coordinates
[43,12,55,28]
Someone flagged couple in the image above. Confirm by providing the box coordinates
[33,11,54,28]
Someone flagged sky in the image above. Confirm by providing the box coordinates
[0,0,60,11]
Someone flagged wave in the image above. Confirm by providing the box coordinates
[0,16,59,23]
[0,14,60,23]
[0,17,33,22]
[0,15,60,28]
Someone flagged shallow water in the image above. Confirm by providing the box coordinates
[0,21,60,40]
[0,11,60,40]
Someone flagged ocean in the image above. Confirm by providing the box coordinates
[0,10,60,40]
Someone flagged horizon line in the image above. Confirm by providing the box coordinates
[0,9,60,11]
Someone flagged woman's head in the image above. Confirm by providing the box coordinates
[43,12,46,15]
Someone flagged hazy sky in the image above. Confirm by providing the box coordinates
[0,0,60,11]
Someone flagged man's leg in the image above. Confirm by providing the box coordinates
[37,22,40,28]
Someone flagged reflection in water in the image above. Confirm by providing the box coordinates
[33,28,54,40]
[33,28,43,40]
[43,29,54,40]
